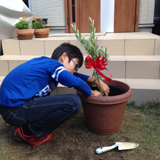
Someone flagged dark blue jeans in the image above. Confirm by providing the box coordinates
[0,94,81,138]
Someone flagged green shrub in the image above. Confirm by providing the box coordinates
[31,15,49,29]
[15,16,29,30]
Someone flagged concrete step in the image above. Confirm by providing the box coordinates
[2,32,160,56]
[0,55,48,76]
[0,76,5,85]
[125,78,160,104]
[0,55,160,80]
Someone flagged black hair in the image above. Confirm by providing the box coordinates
[51,43,83,68]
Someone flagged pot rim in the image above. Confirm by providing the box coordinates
[77,80,132,105]
[34,28,50,30]
[15,29,35,31]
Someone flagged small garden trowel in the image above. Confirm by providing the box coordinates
[96,142,139,154]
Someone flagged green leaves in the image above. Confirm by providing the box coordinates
[15,20,29,30]
[71,17,108,62]
[71,17,109,96]
[32,19,46,29]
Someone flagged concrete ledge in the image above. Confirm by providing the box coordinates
[0,55,41,75]
[126,78,160,105]
[2,39,21,55]
[2,32,160,56]
[122,32,159,39]
[1,55,160,79]
[0,76,5,85]
[0,60,9,76]
[126,79,160,90]
[125,39,155,55]
[97,39,125,56]
[129,89,160,105]
[155,55,160,79]
[104,56,126,78]
[155,37,160,55]
[125,55,160,79]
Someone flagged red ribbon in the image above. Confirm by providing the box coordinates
[85,55,112,81]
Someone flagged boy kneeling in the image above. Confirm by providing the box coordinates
[0,43,109,146]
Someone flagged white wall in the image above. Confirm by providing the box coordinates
[138,0,155,32]
[30,0,65,26]
[139,0,155,24]
[100,0,115,33]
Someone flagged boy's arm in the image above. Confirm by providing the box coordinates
[50,64,102,96]
[52,69,106,96]
[73,73,102,96]
[74,72,89,81]
[52,69,91,96]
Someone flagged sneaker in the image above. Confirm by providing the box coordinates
[13,126,52,146]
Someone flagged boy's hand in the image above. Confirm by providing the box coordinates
[87,77,110,96]
[91,90,101,96]
[96,80,110,96]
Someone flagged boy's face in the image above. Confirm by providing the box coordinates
[59,52,79,74]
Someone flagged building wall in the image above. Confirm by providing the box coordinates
[30,0,155,33]
[30,0,65,34]
[138,0,155,32]
[139,0,155,24]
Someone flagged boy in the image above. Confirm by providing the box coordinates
[0,43,109,146]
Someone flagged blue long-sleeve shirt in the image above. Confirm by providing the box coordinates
[0,56,91,108]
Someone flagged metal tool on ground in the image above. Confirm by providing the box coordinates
[96,142,139,154]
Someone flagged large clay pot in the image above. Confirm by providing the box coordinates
[34,28,50,38]
[15,29,34,40]
[77,80,132,135]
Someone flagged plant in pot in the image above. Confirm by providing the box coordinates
[15,16,34,40]
[31,15,50,38]
[71,17,132,135]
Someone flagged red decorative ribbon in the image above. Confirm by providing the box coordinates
[85,55,112,81]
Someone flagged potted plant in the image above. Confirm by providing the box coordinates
[31,15,50,38]
[15,16,34,40]
[71,17,132,135]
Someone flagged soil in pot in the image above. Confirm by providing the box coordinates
[91,85,126,96]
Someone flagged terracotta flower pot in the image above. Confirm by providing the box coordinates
[77,80,132,135]
[15,29,34,40]
[34,28,50,38]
